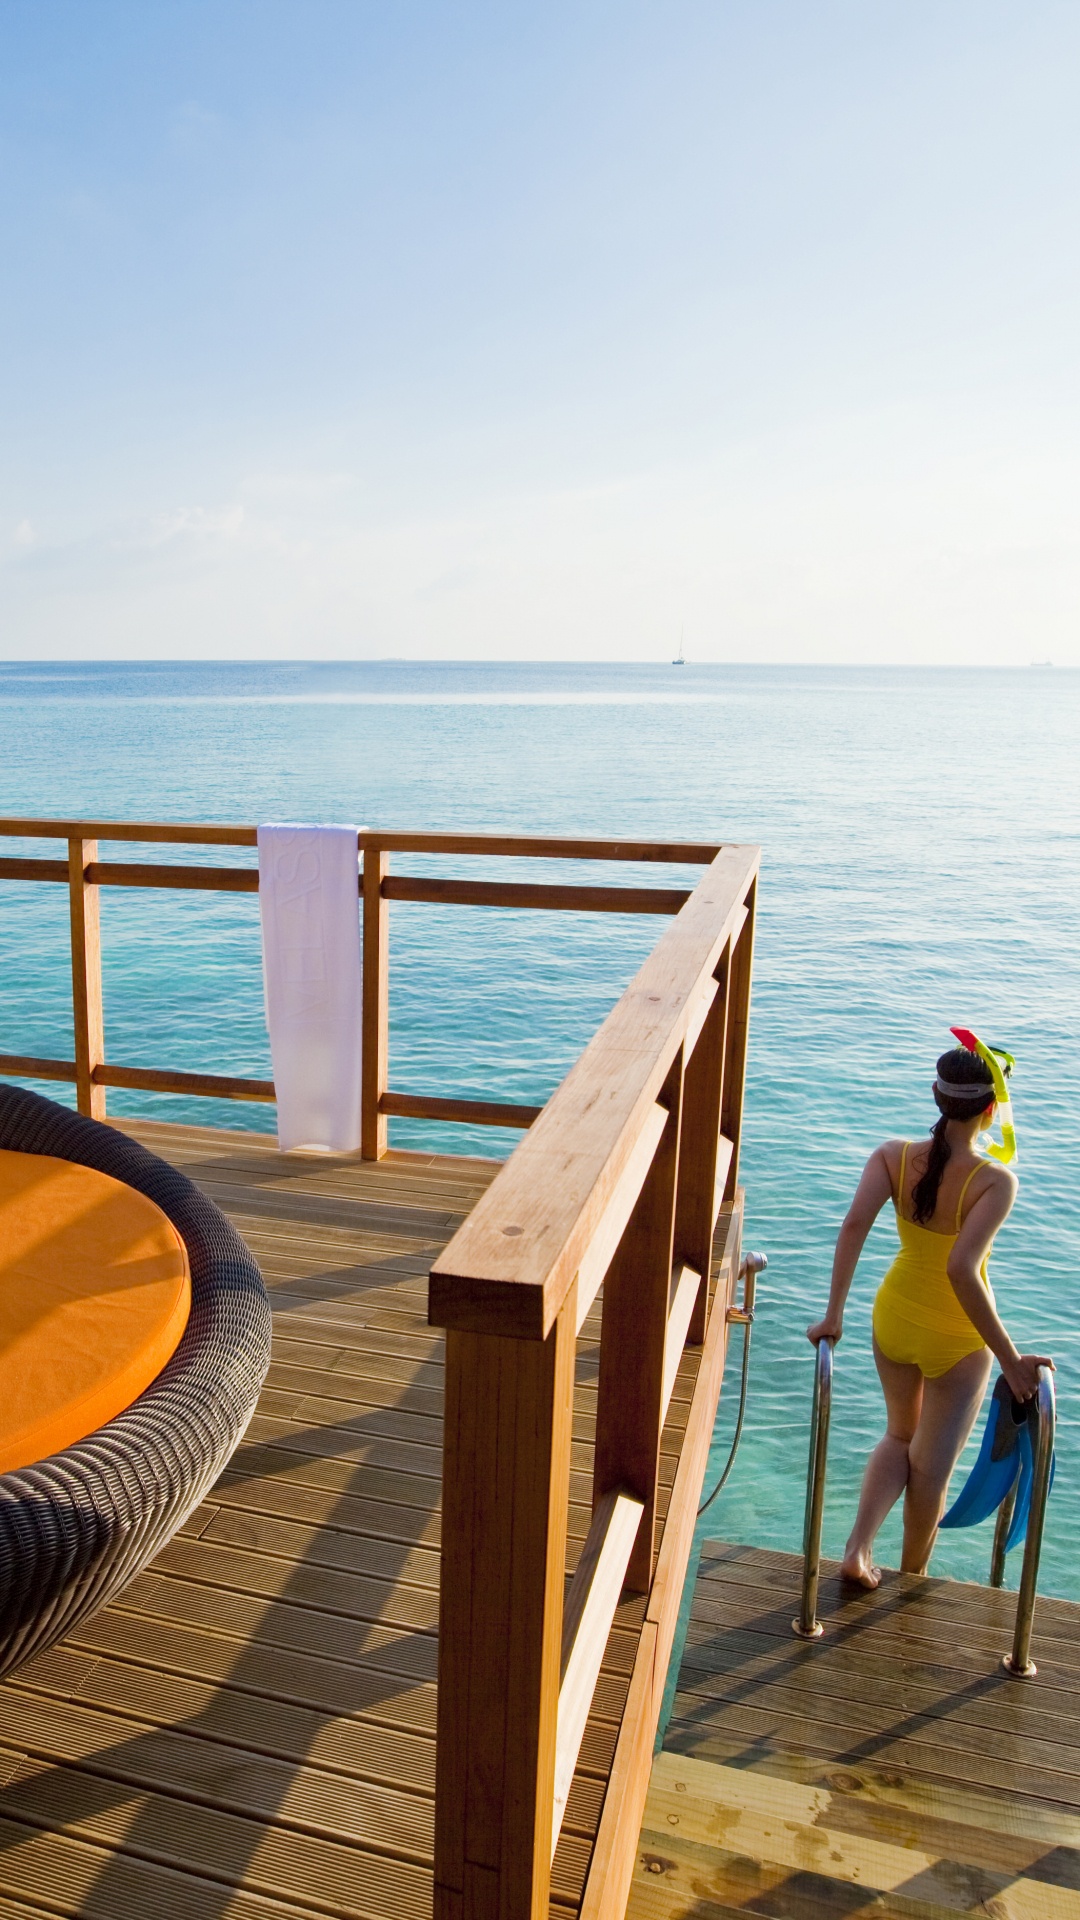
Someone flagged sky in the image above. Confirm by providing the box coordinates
[1,1,1078,665]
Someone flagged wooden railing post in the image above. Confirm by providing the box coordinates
[591,1057,683,1594]
[361,845,389,1159]
[434,1299,576,1920]
[673,953,731,1344]
[720,880,756,1201]
[68,837,105,1119]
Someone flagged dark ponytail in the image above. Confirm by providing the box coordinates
[910,1046,996,1224]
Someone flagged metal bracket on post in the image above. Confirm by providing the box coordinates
[726,1249,766,1326]
[697,1252,767,1521]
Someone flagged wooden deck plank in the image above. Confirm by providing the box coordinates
[0,1814,335,1920]
[688,1561,1080,1670]
[1,1758,436,1917]
[677,1617,1080,1717]
[219,1439,676,1526]
[0,1118,711,1919]
[629,1541,1080,1920]
[4,1660,608,1841]
[202,1459,601,1555]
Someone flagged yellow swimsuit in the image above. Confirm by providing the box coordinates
[872,1142,993,1378]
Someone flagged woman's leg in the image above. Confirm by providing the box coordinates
[841,1338,924,1589]
[901,1347,993,1574]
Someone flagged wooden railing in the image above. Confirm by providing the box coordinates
[0,816,724,1153]
[0,815,759,1919]
[429,843,759,1920]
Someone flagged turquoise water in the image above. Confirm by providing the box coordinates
[1,660,1078,1598]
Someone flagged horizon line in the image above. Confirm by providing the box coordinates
[0,657,1072,672]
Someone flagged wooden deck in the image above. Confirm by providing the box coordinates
[0,1119,728,1920]
[629,1540,1080,1918]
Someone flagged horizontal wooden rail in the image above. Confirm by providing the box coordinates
[384,875,690,915]
[382,879,684,913]
[0,855,258,891]
[0,1056,276,1102]
[89,862,260,893]
[362,831,719,862]
[380,1091,542,1130]
[95,1064,276,1102]
[0,1052,77,1084]
[0,818,258,846]
[0,862,696,913]
[552,1489,644,1852]
[0,860,687,910]
[0,1053,544,1123]
[0,858,69,884]
[0,817,720,863]
[0,858,689,911]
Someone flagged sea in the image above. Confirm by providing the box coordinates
[1,659,1078,1605]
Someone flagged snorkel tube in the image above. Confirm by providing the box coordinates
[950,1026,1017,1165]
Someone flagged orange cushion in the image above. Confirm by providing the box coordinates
[0,1149,191,1474]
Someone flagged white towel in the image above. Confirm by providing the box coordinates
[257,824,363,1152]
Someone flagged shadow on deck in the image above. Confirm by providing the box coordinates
[629,1540,1080,1919]
[0,1122,722,1920]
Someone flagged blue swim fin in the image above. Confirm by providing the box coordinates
[939,1376,1026,1532]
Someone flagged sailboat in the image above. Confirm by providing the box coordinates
[672,630,685,666]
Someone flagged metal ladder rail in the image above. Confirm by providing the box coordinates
[793,1336,833,1639]
[793,1349,1055,1675]
[1001,1363,1056,1678]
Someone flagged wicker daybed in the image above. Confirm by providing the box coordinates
[0,1084,271,1678]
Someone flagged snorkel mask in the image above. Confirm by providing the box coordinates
[949,1026,1017,1165]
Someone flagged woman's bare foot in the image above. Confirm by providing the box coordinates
[840,1545,882,1590]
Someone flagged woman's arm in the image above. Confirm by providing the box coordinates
[947,1172,1053,1400]
[807,1145,895,1345]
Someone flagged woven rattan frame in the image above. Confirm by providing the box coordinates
[0,1085,271,1677]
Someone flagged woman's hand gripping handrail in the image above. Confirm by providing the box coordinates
[794,1335,834,1639]
[1002,1363,1056,1678]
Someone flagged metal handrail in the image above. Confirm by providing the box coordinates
[793,1337,833,1639]
[1002,1365,1056,1678]
[789,1346,1050,1662]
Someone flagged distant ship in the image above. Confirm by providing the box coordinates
[673,633,685,666]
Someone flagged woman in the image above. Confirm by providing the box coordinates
[807,1041,1052,1589]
